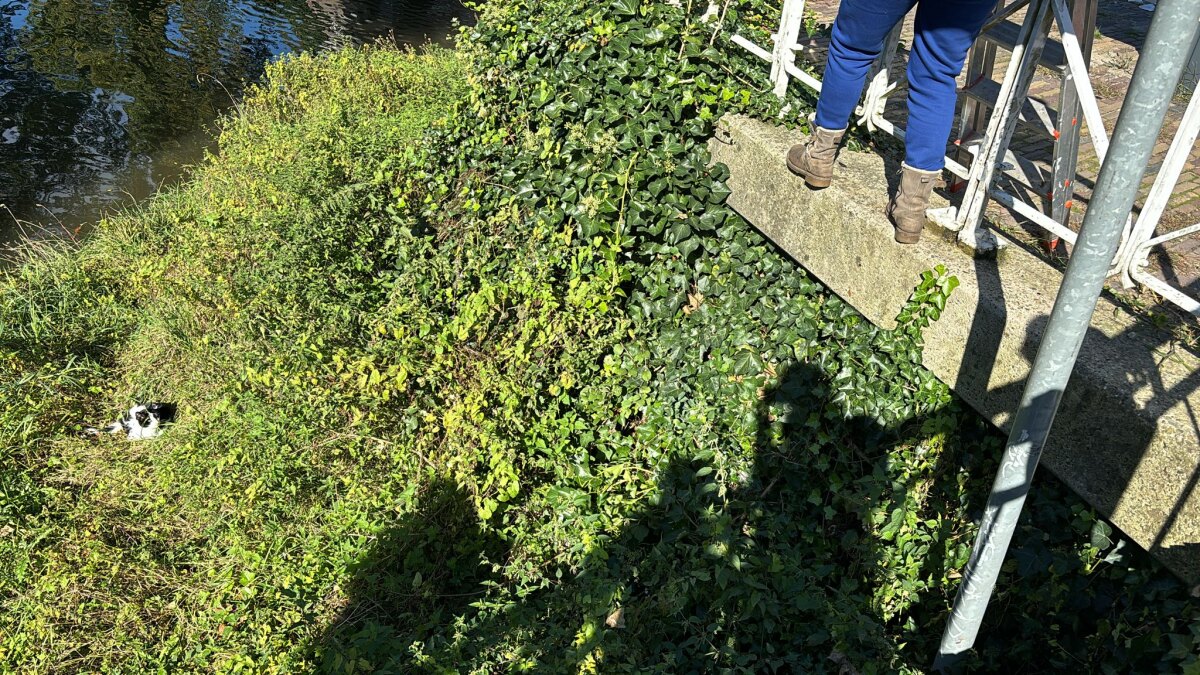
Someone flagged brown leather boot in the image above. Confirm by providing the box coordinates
[786,126,846,189]
[887,163,939,244]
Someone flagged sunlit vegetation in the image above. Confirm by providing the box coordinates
[1,3,1196,672]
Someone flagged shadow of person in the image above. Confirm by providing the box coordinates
[305,302,1200,671]
[312,476,510,673]
[377,357,975,672]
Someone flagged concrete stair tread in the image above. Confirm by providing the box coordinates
[959,77,1060,138]
[981,18,1069,71]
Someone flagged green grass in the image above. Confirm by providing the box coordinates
[1,46,477,671]
[1,4,1197,672]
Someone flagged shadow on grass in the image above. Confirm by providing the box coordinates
[312,476,510,673]
[309,357,993,672]
[309,347,1195,672]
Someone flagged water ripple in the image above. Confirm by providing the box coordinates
[0,0,471,243]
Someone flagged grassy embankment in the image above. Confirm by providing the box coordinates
[1,47,482,671]
[2,2,1198,672]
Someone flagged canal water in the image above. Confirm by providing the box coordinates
[0,0,472,245]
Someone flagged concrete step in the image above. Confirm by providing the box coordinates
[959,77,1060,138]
[981,18,1069,72]
[958,130,1052,193]
[710,113,1200,589]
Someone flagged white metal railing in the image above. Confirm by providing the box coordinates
[1115,84,1200,315]
[728,0,1200,317]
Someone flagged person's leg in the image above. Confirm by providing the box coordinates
[814,0,919,131]
[890,0,995,243]
[903,0,997,170]
[789,0,916,188]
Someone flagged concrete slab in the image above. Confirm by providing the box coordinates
[711,114,1200,588]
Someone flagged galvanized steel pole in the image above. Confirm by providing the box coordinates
[933,0,1200,668]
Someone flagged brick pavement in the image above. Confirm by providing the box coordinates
[795,0,1200,296]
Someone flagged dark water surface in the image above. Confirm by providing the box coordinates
[0,0,472,244]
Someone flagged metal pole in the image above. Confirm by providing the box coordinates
[933,0,1200,668]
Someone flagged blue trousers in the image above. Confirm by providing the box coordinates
[813,0,997,171]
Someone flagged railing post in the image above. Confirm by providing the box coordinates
[1117,85,1200,288]
[771,0,808,100]
[933,0,1200,667]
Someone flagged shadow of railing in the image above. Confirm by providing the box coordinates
[978,310,1200,583]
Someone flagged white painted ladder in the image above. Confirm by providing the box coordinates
[729,0,1200,317]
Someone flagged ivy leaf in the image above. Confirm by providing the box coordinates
[732,349,762,376]
[631,27,666,46]
[677,236,700,259]
[880,508,904,541]
[1090,520,1113,550]
[667,219,691,244]
[610,0,639,15]
[708,181,732,204]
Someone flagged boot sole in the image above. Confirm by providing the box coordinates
[893,225,922,244]
[888,210,922,244]
[786,157,831,189]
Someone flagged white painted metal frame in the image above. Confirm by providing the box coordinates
[857,23,905,133]
[1115,84,1200,316]
[946,0,1119,251]
[730,0,1097,252]
[729,0,1200,316]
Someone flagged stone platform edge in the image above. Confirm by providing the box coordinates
[710,113,1200,588]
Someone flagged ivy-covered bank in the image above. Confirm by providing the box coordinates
[1,2,1197,673]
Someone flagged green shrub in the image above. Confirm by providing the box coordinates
[0,3,1196,674]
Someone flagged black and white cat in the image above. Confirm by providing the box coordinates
[87,403,177,440]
